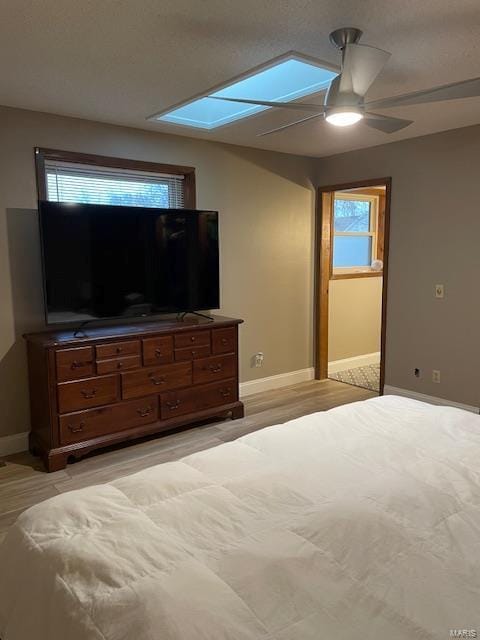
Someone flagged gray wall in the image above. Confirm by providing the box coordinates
[316,124,480,406]
[0,106,316,439]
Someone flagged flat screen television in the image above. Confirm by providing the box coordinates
[39,201,220,325]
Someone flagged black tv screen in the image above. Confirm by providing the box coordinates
[39,202,220,325]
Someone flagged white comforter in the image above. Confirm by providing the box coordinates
[1,395,480,640]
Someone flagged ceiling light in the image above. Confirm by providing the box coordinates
[325,110,364,127]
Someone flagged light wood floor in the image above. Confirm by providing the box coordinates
[0,379,375,543]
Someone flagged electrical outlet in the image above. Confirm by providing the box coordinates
[435,284,444,299]
[253,352,264,368]
[432,370,441,383]
[414,368,420,378]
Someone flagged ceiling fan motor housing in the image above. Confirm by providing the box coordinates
[324,75,364,118]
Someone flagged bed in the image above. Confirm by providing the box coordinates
[1,395,479,640]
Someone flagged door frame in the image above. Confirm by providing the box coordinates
[314,177,392,394]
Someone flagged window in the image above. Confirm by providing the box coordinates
[151,54,337,130]
[332,193,381,276]
[35,149,196,209]
[45,162,184,208]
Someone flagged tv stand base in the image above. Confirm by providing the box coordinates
[179,311,214,321]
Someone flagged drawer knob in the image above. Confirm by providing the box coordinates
[220,388,231,398]
[190,336,196,342]
[166,400,181,410]
[155,348,162,357]
[137,407,152,418]
[80,388,97,399]
[117,361,124,369]
[221,338,228,345]
[68,421,85,433]
[209,364,223,373]
[191,350,196,356]
[150,374,166,385]
[116,347,123,354]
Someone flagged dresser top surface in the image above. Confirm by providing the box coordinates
[24,315,243,348]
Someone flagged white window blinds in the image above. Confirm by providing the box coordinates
[45,160,185,209]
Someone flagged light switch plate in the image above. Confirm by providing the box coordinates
[435,284,444,299]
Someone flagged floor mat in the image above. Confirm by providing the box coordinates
[330,364,380,393]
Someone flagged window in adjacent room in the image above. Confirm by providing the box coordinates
[332,192,383,276]
[35,149,196,209]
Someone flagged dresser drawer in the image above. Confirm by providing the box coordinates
[193,354,236,385]
[56,347,94,382]
[160,379,238,419]
[174,344,211,362]
[143,336,174,366]
[59,396,158,445]
[96,340,140,359]
[212,327,236,354]
[96,355,141,375]
[121,362,192,400]
[174,330,210,349]
[57,375,119,414]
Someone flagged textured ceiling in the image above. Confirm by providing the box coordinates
[1,0,479,157]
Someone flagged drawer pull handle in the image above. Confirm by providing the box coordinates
[209,364,223,373]
[220,388,231,398]
[166,400,181,410]
[221,338,228,345]
[150,374,166,385]
[68,421,85,433]
[191,351,196,356]
[137,407,152,418]
[116,347,123,354]
[80,389,97,399]
[154,348,163,357]
[70,360,88,370]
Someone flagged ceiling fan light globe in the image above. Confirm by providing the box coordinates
[325,110,364,127]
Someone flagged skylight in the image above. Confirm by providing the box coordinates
[151,55,337,130]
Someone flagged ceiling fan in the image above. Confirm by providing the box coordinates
[208,27,480,136]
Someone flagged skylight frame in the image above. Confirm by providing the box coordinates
[148,51,339,131]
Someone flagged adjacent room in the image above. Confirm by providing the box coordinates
[327,185,385,393]
[1,2,479,639]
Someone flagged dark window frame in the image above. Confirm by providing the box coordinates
[34,147,196,209]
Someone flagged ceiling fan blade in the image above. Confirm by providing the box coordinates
[365,76,480,110]
[258,113,324,137]
[208,95,325,112]
[339,44,391,96]
[364,112,413,133]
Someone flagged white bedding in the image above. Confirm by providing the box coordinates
[1,395,480,640]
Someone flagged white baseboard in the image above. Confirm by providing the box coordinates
[328,352,380,374]
[240,367,315,398]
[0,431,29,457]
[383,385,479,414]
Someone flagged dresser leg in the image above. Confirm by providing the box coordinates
[231,403,245,420]
[44,451,69,473]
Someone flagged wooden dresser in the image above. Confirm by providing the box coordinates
[24,316,244,471]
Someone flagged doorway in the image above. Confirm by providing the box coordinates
[314,178,391,395]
